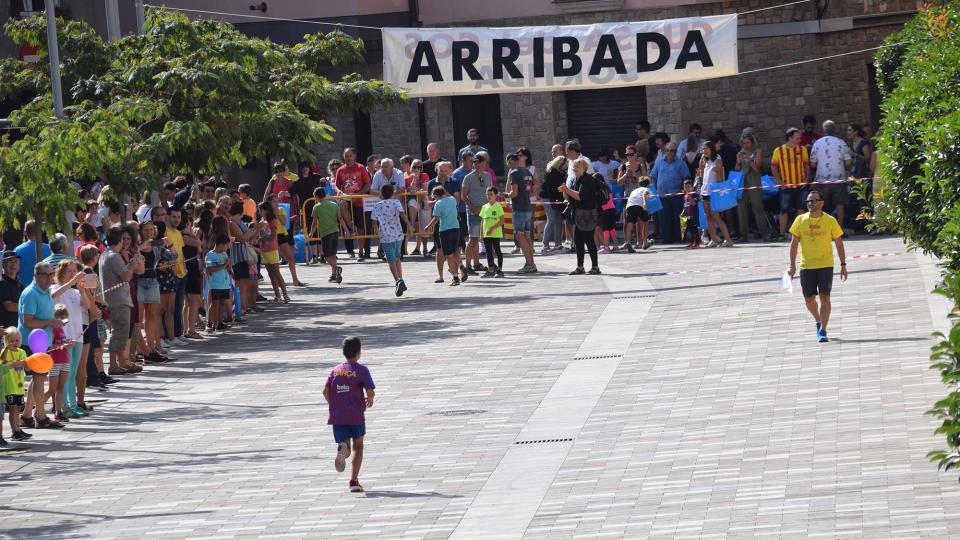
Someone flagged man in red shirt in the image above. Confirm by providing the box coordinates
[335,148,371,260]
[799,115,821,150]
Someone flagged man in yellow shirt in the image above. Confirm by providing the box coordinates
[788,190,848,342]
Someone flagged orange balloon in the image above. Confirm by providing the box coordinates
[25,353,53,374]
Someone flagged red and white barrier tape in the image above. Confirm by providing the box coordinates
[507,176,874,206]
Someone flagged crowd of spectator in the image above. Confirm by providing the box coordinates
[0,114,877,445]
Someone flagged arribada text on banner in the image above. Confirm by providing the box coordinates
[382,14,738,97]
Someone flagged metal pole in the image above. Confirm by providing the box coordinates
[43,0,64,119]
[135,0,145,35]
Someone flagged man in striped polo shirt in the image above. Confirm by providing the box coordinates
[771,127,810,241]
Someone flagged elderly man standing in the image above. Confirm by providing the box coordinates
[649,142,690,244]
[18,261,64,429]
[422,142,445,179]
[810,120,853,232]
[42,233,74,269]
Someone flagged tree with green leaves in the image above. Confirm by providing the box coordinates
[0,8,404,259]
[873,1,960,479]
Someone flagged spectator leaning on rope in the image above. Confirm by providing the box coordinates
[18,261,63,429]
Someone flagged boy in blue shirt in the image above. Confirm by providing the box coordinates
[204,235,232,335]
[425,186,467,286]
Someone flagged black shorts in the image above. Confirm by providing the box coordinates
[626,205,650,224]
[210,288,231,301]
[599,208,617,231]
[6,394,24,408]
[185,270,203,295]
[321,233,338,259]
[432,227,441,247]
[232,261,251,280]
[800,267,834,298]
[277,233,295,246]
[83,322,101,347]
[439,229,460,255]
[457,213,468,249]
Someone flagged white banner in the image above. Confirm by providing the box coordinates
[382,15,738,98]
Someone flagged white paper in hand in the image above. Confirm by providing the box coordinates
[780,270,793,294]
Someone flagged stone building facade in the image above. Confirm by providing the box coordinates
[306,0,918,172]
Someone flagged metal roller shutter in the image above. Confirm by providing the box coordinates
[565,86,648,156]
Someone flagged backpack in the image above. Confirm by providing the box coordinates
[594,173,611,205]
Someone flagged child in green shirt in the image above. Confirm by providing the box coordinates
[1,328,30,445]
[479,186,505,278]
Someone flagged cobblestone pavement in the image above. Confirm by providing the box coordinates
[2,235,958,539]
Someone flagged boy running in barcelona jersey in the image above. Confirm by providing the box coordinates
[371,184,413,297]
[479,187,505,278]
[323,336,375,493]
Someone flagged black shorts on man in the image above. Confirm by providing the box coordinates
[799,267,833,298]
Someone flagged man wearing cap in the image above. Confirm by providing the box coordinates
[0,251,23,332]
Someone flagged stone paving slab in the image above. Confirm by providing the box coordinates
[1,235,957,539]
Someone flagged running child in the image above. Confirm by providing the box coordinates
[479,186,505,277]
[1,328,30,444]
[310,187,350,285]
[371,184,413,297]
[323,336,375,493]
[204,235,232,335]
[425,186,467,286]
[624,178,653,251]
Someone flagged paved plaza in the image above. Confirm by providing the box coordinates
[2,235,959,539]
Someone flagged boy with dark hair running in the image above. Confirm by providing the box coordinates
[310,187,349,285]
[324,336,375,493]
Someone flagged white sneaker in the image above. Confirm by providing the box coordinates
[174,337,190,346]
[160,339,171,348]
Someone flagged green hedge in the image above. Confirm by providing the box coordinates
[874,1,960,477]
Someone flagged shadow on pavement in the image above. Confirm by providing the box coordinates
[363,490,463,499]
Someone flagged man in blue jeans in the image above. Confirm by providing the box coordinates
[649,143,690,244]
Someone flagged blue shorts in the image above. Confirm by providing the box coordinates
[779,186,806,213]
[382,241,402,262]
[332,424,366,443]
[512,211,532,234]
[466,213,482,238]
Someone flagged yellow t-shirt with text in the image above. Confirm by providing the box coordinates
[789,212,842,269]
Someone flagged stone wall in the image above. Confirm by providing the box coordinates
[424,96,456,161]
[500,92,562,158]
[370,100,422,162]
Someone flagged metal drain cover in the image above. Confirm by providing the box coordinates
[514,438,574,445]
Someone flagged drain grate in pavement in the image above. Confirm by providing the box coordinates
[426,409,486,417]
[514,438,574,445]
[613,294,657,299]
[574,354,623,360]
